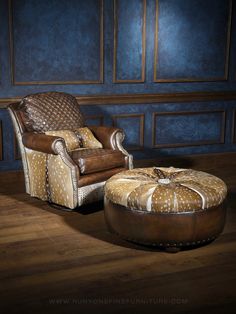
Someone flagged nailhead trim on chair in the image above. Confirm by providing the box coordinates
[77,181,105,206]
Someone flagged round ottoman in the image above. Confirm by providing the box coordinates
[104,167,227,251]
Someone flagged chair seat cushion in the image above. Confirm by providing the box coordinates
[70,148,126,174]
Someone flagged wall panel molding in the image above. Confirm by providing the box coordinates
[113,0,146,83]
[1,91,236,108]
[154,0,232,83]
[152,110,226,148]
[8,0,104,85]
[112,113,144,150]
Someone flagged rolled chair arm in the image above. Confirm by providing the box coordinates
[89,126,133,169]
[89,126,124,149]
[22,132,66,155]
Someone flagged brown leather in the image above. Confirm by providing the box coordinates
[19,92,84,132]
[104,198,227,248]
[71,148,126,174]
[8,103,27,134]
[89,126,123,149]
[22,132,64,155]
[78,167,126,187]
[8,92,132,209]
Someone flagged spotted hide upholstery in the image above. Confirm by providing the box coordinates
[8,92,133,209]
[105,167,227,212]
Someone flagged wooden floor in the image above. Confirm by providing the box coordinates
[0,161,236,314]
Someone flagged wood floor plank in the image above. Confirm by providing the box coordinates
[0,164,235,314]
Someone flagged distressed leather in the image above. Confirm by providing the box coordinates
[71,148,126,174]
[104,167,227,248]
[19,92,84,132]
[22,132,64,155]
[78,167,126,187]
[89,126,123,149]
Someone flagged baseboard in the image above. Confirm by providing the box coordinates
[134,151,235,167]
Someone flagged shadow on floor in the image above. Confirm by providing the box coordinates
[41,192,236,253]
[1,169,235,253]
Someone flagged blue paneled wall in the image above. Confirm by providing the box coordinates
[0,0,236,170]
[155,0,231,81]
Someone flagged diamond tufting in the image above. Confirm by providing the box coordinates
[19,92,84,132]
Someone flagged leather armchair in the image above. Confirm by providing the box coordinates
[8,92,133,209]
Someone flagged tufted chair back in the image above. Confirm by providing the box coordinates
[18,91,84,132]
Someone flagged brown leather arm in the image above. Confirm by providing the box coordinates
[22,132,66,155]
[89,126,124,149]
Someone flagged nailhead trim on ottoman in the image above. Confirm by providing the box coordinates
[104,167,227,251]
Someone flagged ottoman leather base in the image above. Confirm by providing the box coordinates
[104,167,227,251]
[104,197,227,250]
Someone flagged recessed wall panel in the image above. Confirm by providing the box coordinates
[113,0,146,82]
[153,111,225,148]
[85,115,104,126]
[154,0,232,82]
[10,0,103,84]
[112,114,144,150]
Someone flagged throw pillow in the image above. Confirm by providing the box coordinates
[74,127,103,148]
[45,130,81,152]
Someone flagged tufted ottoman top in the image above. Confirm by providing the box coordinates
[105,167,227,213]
